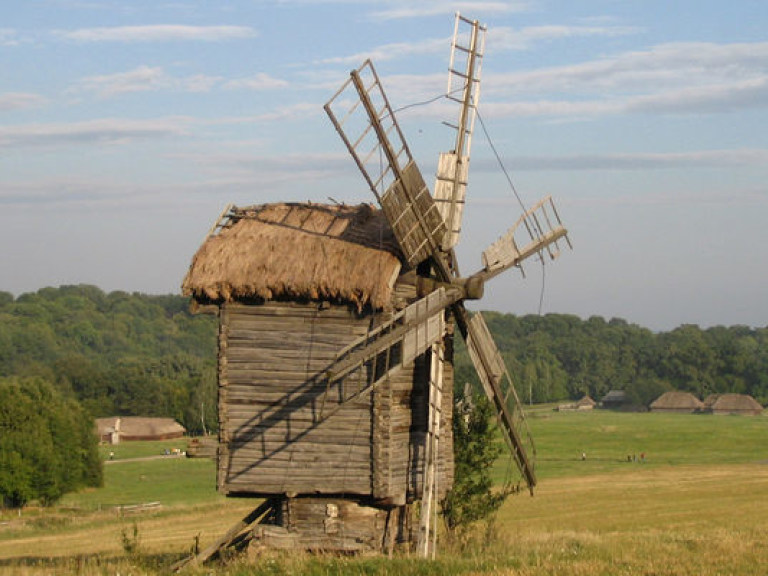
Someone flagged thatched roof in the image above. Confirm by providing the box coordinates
[95,417,186,439]
[649,391,704,412]
[576,395,596,408]
[182,203,403,311]
[703,393,763,415]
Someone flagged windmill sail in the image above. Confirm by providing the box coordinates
[434,13,486,250]
[463,311,536,492]
[324,60,445,268]
[320,287,456,419]
[481,195,571,280]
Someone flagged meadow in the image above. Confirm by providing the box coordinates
[1,409,767,575]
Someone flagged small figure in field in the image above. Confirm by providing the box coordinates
[640,452,645,463]
[581,452,587,461]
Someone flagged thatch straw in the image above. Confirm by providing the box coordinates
[95,417,186,438]
[703,393,763,414]
[649,391,704,411]
[182,203,403,310]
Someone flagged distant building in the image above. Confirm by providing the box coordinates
[649,391,704,414]
[95,417,186,444]
[600,390,628,410]
[575,395,597,410]
[557,395,596,412]
[702,394,763,416]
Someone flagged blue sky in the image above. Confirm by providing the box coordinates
[2,0,767,331]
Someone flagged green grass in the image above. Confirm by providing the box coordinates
[4,410,768,575]
[492,409,768,483]
[61,456,221,510]
[97,438,195,461]
[61,438,221,511]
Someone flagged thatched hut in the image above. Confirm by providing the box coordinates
[600,390,628,410]
[702,393,763,416]
[556,395,595,412]
[182,202,454,551]
[575,395,596,410]
[649,391,704,414]
[96,417,186,444]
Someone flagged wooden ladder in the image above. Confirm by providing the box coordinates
[417,343,444,558]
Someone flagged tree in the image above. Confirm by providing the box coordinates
[441,393,509,536]
[0,377,102,508]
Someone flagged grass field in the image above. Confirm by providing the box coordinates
[1,410,767,575]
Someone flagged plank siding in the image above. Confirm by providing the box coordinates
[219,301,375,497]
[216,297,454,503]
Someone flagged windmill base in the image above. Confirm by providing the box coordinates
[249,496,415,554]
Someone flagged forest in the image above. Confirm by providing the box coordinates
[1,284,767,437]
[0,285,218,436]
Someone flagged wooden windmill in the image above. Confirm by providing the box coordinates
[179,13,569,565]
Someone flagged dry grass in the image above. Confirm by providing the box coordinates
[2,464,767,575]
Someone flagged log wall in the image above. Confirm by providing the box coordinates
[217,298,453,502]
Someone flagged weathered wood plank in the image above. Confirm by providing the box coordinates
[226,301,363,318]
[228,445,372,461]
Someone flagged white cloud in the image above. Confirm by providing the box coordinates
[0,117,189,148]
[71,67,286,98]
[489,24,642,51]
[74,66,168,98]
[317,21,638,72]
[223,73,289,90]
[473,149,768,172]
[190,103,319,125]
[0,28,19,46]
[371,1,528,20]
[61,24,256,42]
[481,41,768,119]
[318,37,446,66]
[0,92,47,110]
[180,74,223,93]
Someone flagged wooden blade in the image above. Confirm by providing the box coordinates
[462,310,536,492]
[481,195,570,281]
[324,60,411,201]
[325,287,458,387]
[325,59,446,267]
[315,288,457,426]
[434,152,468,250]
[382,160,447,267]
[435,14,486,250]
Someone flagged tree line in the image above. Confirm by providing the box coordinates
[455,312,768,407]
[2,286,767,426]
[3,286,767,422]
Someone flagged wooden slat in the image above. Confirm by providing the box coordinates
[381,160,445,267]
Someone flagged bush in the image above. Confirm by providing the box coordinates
[0,377,102,508]
[441,394,510,537]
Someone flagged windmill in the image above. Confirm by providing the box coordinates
[323,12,570,556]
[178,13,569,567]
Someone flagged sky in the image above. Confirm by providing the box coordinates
[1,0,767,332]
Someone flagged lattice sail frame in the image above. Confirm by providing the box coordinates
[434,14,487,250]
[324,60,446,268]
